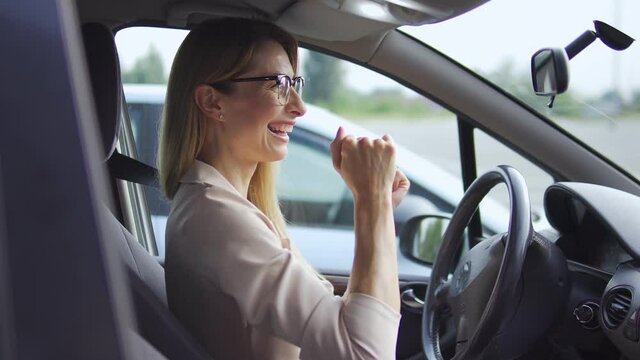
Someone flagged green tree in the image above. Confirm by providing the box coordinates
[486,59,585,118]
[302,51,344,105]
[122,45,166,84]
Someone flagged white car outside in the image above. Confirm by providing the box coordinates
[123,84,537,279]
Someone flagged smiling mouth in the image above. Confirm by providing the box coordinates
[268,124,294,136]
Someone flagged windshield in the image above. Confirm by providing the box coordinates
[401,0,640,179]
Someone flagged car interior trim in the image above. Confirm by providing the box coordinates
[457,116,483,238]
[545,182,640,260]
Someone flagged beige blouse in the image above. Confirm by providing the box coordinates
[165,160,401,360]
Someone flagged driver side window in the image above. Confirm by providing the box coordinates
[119,28,554,270]
[115,28,460,267]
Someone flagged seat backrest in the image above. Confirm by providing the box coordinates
[82,22,212,360]
[82,22,122,161]
[81,21,167,304]
[101,205,168,304]
[100,208,211,360]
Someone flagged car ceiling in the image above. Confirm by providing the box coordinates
[75,0,640,197]
[76,0,490,41]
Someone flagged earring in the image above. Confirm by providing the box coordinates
[219,114,224,120]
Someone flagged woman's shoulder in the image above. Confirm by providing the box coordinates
[166,182,286,281]
[171,182,277,241]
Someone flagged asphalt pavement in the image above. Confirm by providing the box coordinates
[359,117,640,211]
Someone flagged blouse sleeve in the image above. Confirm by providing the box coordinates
[180,188,401,360]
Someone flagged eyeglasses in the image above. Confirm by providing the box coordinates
[210,74,305,105]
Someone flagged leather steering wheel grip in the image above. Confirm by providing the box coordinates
[422,166,533,360]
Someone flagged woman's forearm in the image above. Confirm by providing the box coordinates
[346,194,400,312]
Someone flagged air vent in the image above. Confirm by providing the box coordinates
[603,287,633,329]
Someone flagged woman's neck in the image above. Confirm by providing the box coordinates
[197,153,256,198]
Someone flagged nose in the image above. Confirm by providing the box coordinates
[285,88,307,117]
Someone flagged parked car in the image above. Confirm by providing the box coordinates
[3,0,640,359]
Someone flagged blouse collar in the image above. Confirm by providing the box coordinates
[179,160,241,196]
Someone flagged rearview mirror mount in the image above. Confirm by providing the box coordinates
[531,20,634,108]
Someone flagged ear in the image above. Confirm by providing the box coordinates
[194,84,224,121]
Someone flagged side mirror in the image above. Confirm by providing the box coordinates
[531,48,569,97]
[399,214,451,265]
[393,194,438,235]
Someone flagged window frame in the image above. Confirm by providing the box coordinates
[116,101,159,256]
[114,27,556,260]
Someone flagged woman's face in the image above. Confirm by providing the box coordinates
[214,40,306,165]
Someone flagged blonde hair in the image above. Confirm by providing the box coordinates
[158,18,298,240]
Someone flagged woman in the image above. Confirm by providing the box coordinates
[159,18,410,360]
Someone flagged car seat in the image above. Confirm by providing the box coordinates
[81,22,212,360]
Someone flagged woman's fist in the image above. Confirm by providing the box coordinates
[330,127,407,207]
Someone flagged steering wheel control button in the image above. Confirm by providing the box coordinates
[573,301,600,330]
[455,261,471,293]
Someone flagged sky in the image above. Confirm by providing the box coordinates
[403,0,640,97]
[115,0,640,98]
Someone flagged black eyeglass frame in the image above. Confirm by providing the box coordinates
[209,74,305,105]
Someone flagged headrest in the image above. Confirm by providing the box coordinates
[81,22,122,161]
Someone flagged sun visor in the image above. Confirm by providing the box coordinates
[277,0,490,41]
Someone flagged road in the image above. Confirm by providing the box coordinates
[358,117,640,210]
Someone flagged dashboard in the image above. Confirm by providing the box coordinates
[544,182,640,359]
[553,198,632,274]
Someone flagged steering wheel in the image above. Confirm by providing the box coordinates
[423,166,533,360]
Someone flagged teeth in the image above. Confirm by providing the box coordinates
[269,124,294,133]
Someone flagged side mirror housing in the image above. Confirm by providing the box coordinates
[399,214,451,265]
[531,48,569,96]
[393,194,438,235]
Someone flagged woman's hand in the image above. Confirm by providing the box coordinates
[330,127,403,204]
[391,166,410,209]
[331,126,402,312]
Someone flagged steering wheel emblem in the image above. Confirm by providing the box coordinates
[456,261,471,292]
